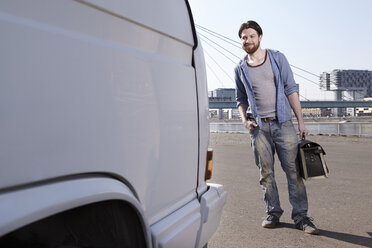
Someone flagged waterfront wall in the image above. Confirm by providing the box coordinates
[210,122,372,137]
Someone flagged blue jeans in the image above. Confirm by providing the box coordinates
[250,120,308,223]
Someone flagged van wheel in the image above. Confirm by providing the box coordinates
[0,200,147,248]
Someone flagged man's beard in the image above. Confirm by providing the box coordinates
[243,41,260,54]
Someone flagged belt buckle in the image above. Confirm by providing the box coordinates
[262,117,276,122]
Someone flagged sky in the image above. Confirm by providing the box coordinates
[188,0,372,100]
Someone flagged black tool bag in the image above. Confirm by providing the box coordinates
[297,138,329,180]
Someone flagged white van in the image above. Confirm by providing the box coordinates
[0,0,226,247]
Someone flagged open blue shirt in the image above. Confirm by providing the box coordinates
[235,49,298,127]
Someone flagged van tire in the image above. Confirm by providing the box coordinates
[0,200,147,248]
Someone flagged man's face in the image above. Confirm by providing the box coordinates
[240,28,262,54]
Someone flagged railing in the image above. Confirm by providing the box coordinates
[297,122,372,137]
[208,99,372,109]
[210,122,372,137]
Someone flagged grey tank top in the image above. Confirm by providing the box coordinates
[247,51,276,118]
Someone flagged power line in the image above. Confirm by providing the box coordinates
[299,94,311,101]
[290,64,319,78]
[293,73,321,87]
[203,49,235,83]
[199,36,238,65]
[198,32,241,60]
[196,24,241,46]
[205,62,225,87]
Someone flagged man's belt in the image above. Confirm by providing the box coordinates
[261,116,277,122]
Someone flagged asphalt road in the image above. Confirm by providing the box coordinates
[207,134,372,248]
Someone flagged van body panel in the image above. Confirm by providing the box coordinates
[0,0,198,224]
[151,199,201,248]
[197,184,227,248]
[79,0,194,46]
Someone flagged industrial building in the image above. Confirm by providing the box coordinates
[320,69,372,116]
[208,88,239,120]
[209,88,235,99]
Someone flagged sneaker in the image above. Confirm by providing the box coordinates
[295,217,319,235]
[262,215,280,228]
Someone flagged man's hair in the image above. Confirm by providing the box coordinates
[238,20,263,38]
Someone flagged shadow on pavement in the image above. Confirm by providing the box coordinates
[319,229,372,248]
[278,222,372,247]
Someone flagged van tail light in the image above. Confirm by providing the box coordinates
[205,148,213,180]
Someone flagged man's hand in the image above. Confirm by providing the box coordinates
[238,104,258,132]
[298,122,308,139]
[243,120,258,132]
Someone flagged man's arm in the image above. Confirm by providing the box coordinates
[238,104,257,131]
[277,52,298,96]
[287,92,308,139]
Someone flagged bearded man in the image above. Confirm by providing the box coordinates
[234,20,319,234]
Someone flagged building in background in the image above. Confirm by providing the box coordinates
[209,88,237,120]
[320,69,372,116]
[209,88,235,99]
[302,108,321,118]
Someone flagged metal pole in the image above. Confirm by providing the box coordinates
[218,108,223,120]
[318,124,320,135]
[359,123,362,137]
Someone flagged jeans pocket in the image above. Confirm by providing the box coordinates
[281,120,294,128]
